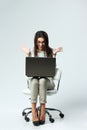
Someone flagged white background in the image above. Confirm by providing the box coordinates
[0,0,87,130]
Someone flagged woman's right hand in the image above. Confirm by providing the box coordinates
[21,45,30,57]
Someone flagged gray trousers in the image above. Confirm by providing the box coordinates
[30,77,55,103]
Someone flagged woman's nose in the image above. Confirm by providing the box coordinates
[39,43,43,46]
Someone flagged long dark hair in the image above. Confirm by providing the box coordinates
[34,31,53,57]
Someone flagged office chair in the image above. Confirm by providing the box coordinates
[22,68,64,123]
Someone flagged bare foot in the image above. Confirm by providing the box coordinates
[32,110,39,122]
[39,110,45,121]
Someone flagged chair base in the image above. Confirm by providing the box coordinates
[22,107,64,123]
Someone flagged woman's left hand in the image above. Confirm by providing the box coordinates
[53,47,63,55]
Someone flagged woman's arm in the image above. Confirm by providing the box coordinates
[21,45,31,57]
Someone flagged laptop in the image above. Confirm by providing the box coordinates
[25,57,56,77]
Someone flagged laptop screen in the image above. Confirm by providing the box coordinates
[25,57,56,77]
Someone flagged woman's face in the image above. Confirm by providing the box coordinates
[37,37,45,51]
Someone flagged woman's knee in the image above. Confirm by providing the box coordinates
[39,78,47,85]
[31,78,39,86]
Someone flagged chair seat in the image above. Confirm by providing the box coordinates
[47,89,58,95]
[22,88,58,96]
[22,88,31,95]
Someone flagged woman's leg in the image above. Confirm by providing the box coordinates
[39,78,55,123]
[30,78,39,103]
[30,78,39,125]
[39,78,47,104]
[39,103,46,124]
[31,103,39,122]
[39,78,47,123]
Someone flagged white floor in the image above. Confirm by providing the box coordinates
[0,97,87,130]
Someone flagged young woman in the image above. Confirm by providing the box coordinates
[21,31,63,126]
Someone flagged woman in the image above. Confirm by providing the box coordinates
[21,31,63,126]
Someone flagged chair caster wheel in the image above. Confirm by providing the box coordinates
[49,118,55,123]
[25,116,30,122]
[22,111,26,116]
[59,113,64,118]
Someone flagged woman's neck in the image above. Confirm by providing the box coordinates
[38,49,44,52]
